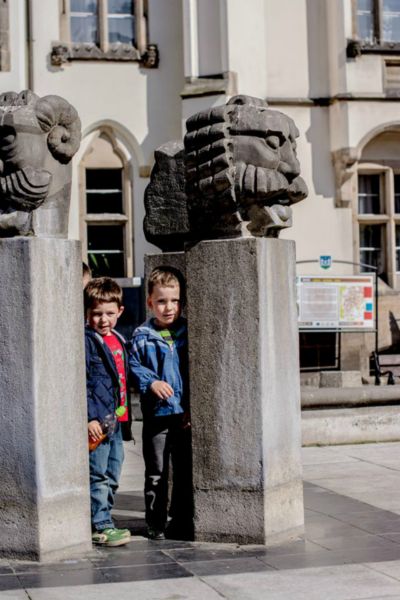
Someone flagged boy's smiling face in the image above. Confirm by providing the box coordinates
[86,300,124,336]
[148,283,181,328]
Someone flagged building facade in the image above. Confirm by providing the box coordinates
[2,0,400,373]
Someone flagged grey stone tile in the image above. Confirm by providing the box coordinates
[17,569,108,588]
[163,546,245,562]
[183,557,275,576]
[101,562,192,582]
[13,559,93,574]
[0,591,29,600]
[0,577,22,592]
[365,559,400,581]
[91,549,174,568]
[26,578,224,599]
[0,567,13,576]
[308,533,400,552]
[203,563,400,600]
[242,539,326,557]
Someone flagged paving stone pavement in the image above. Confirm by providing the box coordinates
[2,423,400,599]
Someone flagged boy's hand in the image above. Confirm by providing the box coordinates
[88,420,103,441]
[150,380,174,400]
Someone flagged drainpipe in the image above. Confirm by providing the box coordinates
[26,0,34,91]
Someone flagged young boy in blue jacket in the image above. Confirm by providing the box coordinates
[129,266,193,540]
[85,277,132,547]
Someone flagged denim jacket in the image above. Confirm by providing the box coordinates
[129,317,189,418]
[85,326,132,440]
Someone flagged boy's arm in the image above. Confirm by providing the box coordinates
[128,338,160,393]
[85,334,100,423]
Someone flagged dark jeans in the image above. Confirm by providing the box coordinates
[89,427,124,532]
[142,414,193,534]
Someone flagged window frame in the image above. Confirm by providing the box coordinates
[52,0,158,65]
[79,129,134,278]
[351,0,400,54]
[355,164,396,286]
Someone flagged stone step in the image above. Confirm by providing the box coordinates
[301,385,400,408]
[302,405,400,446]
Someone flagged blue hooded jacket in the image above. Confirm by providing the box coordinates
[129,317,189,418]
[85,326,132,440]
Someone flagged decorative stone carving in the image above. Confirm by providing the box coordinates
[332,147,360,208]
[184,95,308,239]
[143,95,307,249]
[144,141,189,251]
[50,44,70,66]
[140,44,159,69]
[0,90,81,237]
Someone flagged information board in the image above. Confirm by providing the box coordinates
[297,275,375,330]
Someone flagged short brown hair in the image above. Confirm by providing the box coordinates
[147,266,186,305]
[84,277,123,311]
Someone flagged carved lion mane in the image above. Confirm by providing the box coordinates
[184,95,308,238]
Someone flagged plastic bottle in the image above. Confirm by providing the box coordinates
[88,413,117,452]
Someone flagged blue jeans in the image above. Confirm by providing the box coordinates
[89,427,124,532]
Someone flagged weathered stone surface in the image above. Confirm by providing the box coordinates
[144,141,190,251]
[184,95,308,240]
[0,238,91,560]
[0,90,81,238]
[143,95,307,250]
[186,237,304,544]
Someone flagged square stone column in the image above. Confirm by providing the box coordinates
[0,238,91,561]
[186,237,304,544]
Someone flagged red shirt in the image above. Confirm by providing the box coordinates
[104,334,128,422]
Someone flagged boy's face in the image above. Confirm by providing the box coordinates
[147,283,181,328]
[86,301,124,336]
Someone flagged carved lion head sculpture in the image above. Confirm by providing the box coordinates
[184,95,308,238]
[0,90,81,237]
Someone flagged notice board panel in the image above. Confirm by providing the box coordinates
[297,275,375,330]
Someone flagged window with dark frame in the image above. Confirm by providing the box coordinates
[85,168,127,278]
[357,173,389,283]
[356,0,400,46]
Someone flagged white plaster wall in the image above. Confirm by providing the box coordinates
[28,0,184,276]
[224,0,267,98]
[265,0,309,98]
[197,0,225,76]
[280,106,353,274]
[327,0,347,96]
[347,102,400,149]
[346,56,384,95]
[0,0,27,92]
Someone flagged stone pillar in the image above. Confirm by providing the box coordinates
[186,237,304,545]
[0,238,91,561]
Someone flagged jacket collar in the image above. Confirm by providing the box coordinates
[133,317,186,342]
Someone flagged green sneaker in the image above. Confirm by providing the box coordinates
[94,528,131,547]
[115,527,131,538]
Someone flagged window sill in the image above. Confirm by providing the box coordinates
[50,42,159,68]
[347,39,400,58]
[85,214,128,223]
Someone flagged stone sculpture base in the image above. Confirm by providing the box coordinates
[0,237,91,561]
[186,238,304,544]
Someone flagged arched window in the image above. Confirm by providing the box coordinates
[356,130,400,287]
[80,129,133,277]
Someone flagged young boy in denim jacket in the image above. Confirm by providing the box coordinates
[85,277,132,547]
[129,267,193,540]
